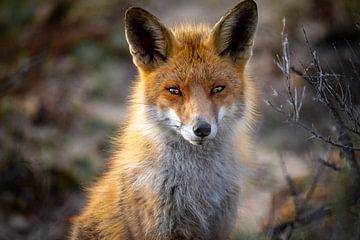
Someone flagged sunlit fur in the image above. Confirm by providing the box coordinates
[70,1,258,239]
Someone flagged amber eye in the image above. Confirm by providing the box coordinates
[167,87,182,96]
[211,85,225,94]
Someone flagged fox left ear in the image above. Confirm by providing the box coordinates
[125,7,175,71]
[210,0,258,64]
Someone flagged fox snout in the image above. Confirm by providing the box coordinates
[180,117,218,145]
[162,108,219,145]
[193,120,211,138]
[188,118,218,145]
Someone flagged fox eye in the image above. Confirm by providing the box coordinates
[167,87,182,96]
[211,85,225,94]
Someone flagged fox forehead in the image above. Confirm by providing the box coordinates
[147,29,242,83]
[171,24,211,47]
[141,27,246,111]
[159,60,240,87]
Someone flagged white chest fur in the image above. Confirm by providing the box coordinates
[138,139,241,238]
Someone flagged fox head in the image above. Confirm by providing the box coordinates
[125,0,258,145]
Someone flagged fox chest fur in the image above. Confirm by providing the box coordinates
[117,137,240,239]
[70,1,258,239]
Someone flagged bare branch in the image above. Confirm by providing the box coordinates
[267,204,332,238]
[318,157,342,171]
[266,18,360,240]
[0,55,44,95]
[298,162,325,213]
[279,156,300,214]
[290,67,360,136]
[276,155,300,240]
[300,28,360,176]
[289,120,360,151]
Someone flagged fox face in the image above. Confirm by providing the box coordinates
[151,56,246,145]
[125,0,258,145]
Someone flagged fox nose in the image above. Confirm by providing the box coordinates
[193,121,211,138]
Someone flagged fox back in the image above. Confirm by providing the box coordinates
[70,1,258,239]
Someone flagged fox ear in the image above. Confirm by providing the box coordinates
[210,0,258,63]
[125,7,174,70]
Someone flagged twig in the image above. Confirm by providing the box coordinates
[290,66,360,136]
[301,27,360,176]
[278,155,299,240]
[318,157,342,171]
[298,162,325,213]
[266,19,360,239]
[289,121,360,151]
[266,99,360,151]
[268,204,333,237]
[0,55,44,95]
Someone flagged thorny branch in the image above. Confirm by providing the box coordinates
[279,156,300,216]
[290,67,360,136]
[267,157,326,240]
[298,161,325,213]
[265,97,360,152]
[318,157,342,171]
[268,203,333,239]
[270,21,360,154]
[274,19,306,123]
[300,28,360,175]
[265,18,360,239]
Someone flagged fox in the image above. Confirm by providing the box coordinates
[70,0,258,239]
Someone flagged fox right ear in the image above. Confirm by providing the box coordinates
[125,7,175,71]
[210,0,258,64]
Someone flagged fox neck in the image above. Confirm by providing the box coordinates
[131,113,239,238]
[151,137,240,238]
[123,98,241,238]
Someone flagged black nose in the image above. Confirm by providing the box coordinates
[193,121,211,138]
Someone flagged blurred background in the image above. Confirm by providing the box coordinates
[0,0,359,239]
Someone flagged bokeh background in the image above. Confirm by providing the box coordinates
[0,0,359,239]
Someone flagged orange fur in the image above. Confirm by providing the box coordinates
[70,1,258,239]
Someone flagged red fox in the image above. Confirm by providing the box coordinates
[70,1,258,239]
